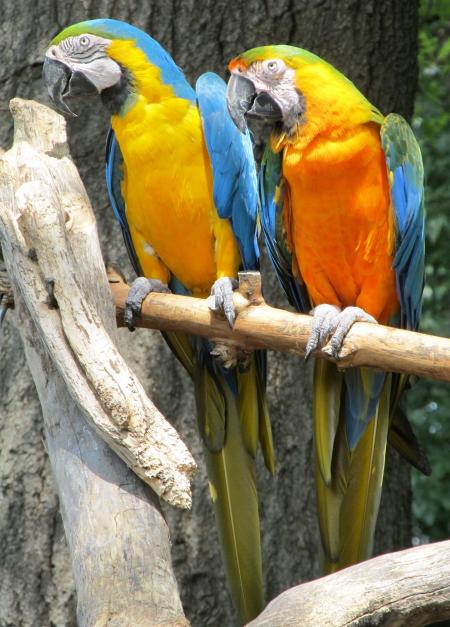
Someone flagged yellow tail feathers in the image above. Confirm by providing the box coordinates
[192,347,273,624]
[314,360,391,572]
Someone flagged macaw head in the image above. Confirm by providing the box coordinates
[43,19,193,116]
[226,46,310,134]
[227,45,373,138]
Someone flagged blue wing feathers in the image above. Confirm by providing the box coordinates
[196,72,268,401]
[259,146,311,313]
[196,72,259,270]
[344,369,386,449]
[105,128,142,276]
[381,114,425,332]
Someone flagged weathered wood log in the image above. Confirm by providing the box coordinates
[0,99,191,625]
[109,269,450,383]
[18,310,189,627]
[0,262,13,323]
[247,539,450,626]
[0,98,196,508]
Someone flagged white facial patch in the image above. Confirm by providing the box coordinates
[46,34,122,92]
[235,59,305,131]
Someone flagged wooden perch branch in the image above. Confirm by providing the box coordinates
[109,270,450,383]
[0,98,196,509]
[247,539,450,626]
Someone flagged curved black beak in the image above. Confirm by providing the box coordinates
[43,57,98,117]
[226,74,257,133]
[227,74,283,133]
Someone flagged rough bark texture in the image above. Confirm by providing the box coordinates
[248,540,450,627]
[1,98,189,626]
[1,99,195,509]
[0,2,418,626]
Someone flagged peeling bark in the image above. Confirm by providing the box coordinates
[0,98,189,626]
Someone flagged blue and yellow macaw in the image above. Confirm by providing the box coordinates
[43,20,274,623]
[226,46,428,571]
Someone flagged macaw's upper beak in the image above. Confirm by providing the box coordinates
[226,74,283,133]
[43,57,98,116]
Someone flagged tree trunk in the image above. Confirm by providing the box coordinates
[0,97,191,626]
[0,1,418,626]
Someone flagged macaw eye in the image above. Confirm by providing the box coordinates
[263,59,285,75]
[79,35,90,47]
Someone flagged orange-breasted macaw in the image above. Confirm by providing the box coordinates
[43,20,274,623]
[226,45,428,571]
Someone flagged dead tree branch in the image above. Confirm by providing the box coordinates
[247,539,450,626]
[109,269,450,383]
[0,99,195,508]
[0,99,192,625]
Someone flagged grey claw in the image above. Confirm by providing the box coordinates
[124,277,170,331]
[305,304,341,360]
[208,277,238,328]
[305,331,320,361]
[329,306,377,357]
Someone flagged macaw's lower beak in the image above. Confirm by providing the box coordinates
[226,74,283,133]
[43,57,97,116]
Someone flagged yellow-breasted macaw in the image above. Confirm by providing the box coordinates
[43,20,274,623]
[226,45,428,572]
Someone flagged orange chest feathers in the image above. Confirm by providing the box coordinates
[282,122,399,323]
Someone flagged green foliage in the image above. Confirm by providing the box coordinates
[409,0,450,542]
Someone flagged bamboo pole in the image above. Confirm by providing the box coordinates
[108,269,450,383]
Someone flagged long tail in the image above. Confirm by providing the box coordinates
[167,331,274,624]
[314,360,391,572]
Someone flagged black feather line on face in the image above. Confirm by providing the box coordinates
[101,66,133,115]
[283,90,306,137]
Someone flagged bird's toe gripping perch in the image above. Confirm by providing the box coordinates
[124,277,171,331]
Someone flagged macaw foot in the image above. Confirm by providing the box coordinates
[124,277,170,331]
[207,277,239,328]
[210,342,253,371]
[305,304,377,360]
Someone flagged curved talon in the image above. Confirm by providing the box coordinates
[329,306,377,358]
[207,277,239,328]
[305,304,340,360]
[124,277,170,331]
[305,304,377,360]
